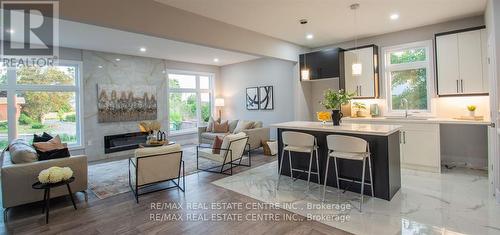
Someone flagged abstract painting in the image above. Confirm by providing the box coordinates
[246,87,259,110]
[259,86,274,110]
[97,84,157,123]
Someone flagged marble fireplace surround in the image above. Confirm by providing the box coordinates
[75,49,220,161]
[212,161,500,235]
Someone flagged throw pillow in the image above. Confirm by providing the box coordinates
[33,135,65,152]
[212,136,223,154]
[228,120,239,133]
[8,139,38,164]
[33,132,53,143]
[233,120,254,133]
[206,116,221,132]
[37,148,70,161]
[213,120,229,133]
[253,121,263,128]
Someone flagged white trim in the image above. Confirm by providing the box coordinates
[2,60,83,148]
[166,70,215,135]
[382,40,435,116]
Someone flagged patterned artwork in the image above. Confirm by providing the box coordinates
[246,87,259,110]
[97,85,157,123]
[259,86,273,110]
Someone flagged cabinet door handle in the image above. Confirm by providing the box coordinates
[461,79,464,93]
[403,131,406,144]
[456,80,459,93]
[359,86,362,96]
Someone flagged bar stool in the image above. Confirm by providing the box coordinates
[277,131,320,190]
[323,135,373,212]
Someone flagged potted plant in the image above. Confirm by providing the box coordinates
[319,89,354,126]
[352,102,366,117]
[467,105,477,117]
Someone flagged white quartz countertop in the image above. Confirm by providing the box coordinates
[271,121,401,136]
[342,117,490,125]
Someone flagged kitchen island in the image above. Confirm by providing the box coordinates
[271,121,402,201]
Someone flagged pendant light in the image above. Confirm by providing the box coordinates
[300,19,310,81]
[351,3,362,76]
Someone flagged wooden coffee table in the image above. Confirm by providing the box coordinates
[138,141,176,148]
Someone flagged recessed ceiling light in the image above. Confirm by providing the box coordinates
[306,33,314,40]
[390,13,399,20]
[6,29,14,34]
[139,47,147,52]
[98,65,103,69]
[213,58,219,62]
[115,58,120,61]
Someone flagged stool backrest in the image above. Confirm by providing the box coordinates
[326,135,368,153]
[282,131,315,147]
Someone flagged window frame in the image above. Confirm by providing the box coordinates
[1,60,83,149]
[166,69,215,136]
[382,40,435,116]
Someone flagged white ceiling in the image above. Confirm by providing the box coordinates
[1,10,259,66]
[156,0,487,48]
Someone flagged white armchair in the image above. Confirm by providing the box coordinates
[196,132,250,175]
[128,144,184,203]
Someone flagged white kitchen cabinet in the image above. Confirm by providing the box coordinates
[343,45,379,98]
[436,27,488,95]
[399,123,441,173]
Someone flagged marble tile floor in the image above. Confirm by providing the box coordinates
[212,161,500,235]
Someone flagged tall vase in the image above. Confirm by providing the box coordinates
[331,110,343,126]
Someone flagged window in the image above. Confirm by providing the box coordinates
[0,61,82,149]
[383,41,433,114]
[168,72,213,134]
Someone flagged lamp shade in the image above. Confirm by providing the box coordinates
[215,98,225,107]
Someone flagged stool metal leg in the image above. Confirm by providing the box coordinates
[307,151,313,189]
[315,148,320,185]
[334,157,339,189]
[288,150,293,180]
[277,148,286,190]
[368,155,374,197]
[322,155,331,201]
[45,188,50,224]
[360,158,366,212]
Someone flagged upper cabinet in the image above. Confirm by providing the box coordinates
[435,26,488,96]
[341,45,379,98]
[299,48,343,81]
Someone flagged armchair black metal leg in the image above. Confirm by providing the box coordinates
[3,208,9,222]
[66,184,77,210]
[182,160,185,192]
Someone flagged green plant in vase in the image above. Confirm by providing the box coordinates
[319,89,354,125]
[353,102,367,117]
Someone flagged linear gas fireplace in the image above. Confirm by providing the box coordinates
[104,132,148,154]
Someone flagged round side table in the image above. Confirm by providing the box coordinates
[32,177,77,224]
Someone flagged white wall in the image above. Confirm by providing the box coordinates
[220,58,299,138]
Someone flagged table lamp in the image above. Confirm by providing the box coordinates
[215,98,225,119]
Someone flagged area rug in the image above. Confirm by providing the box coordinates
[88,145,245,199]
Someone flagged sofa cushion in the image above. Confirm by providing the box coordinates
[233,120,254,133]
[37,148,70,161]
[253,121,263,128]
[228,120,239,133]
[33,135,65,152]
[8,139,38,164]
[33,132,53,143]
[213,120,229,133]
[201,132,228,140]
[212,136,223,154]
[206,116,220,132]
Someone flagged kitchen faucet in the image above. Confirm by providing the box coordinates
[401,98,409,118]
